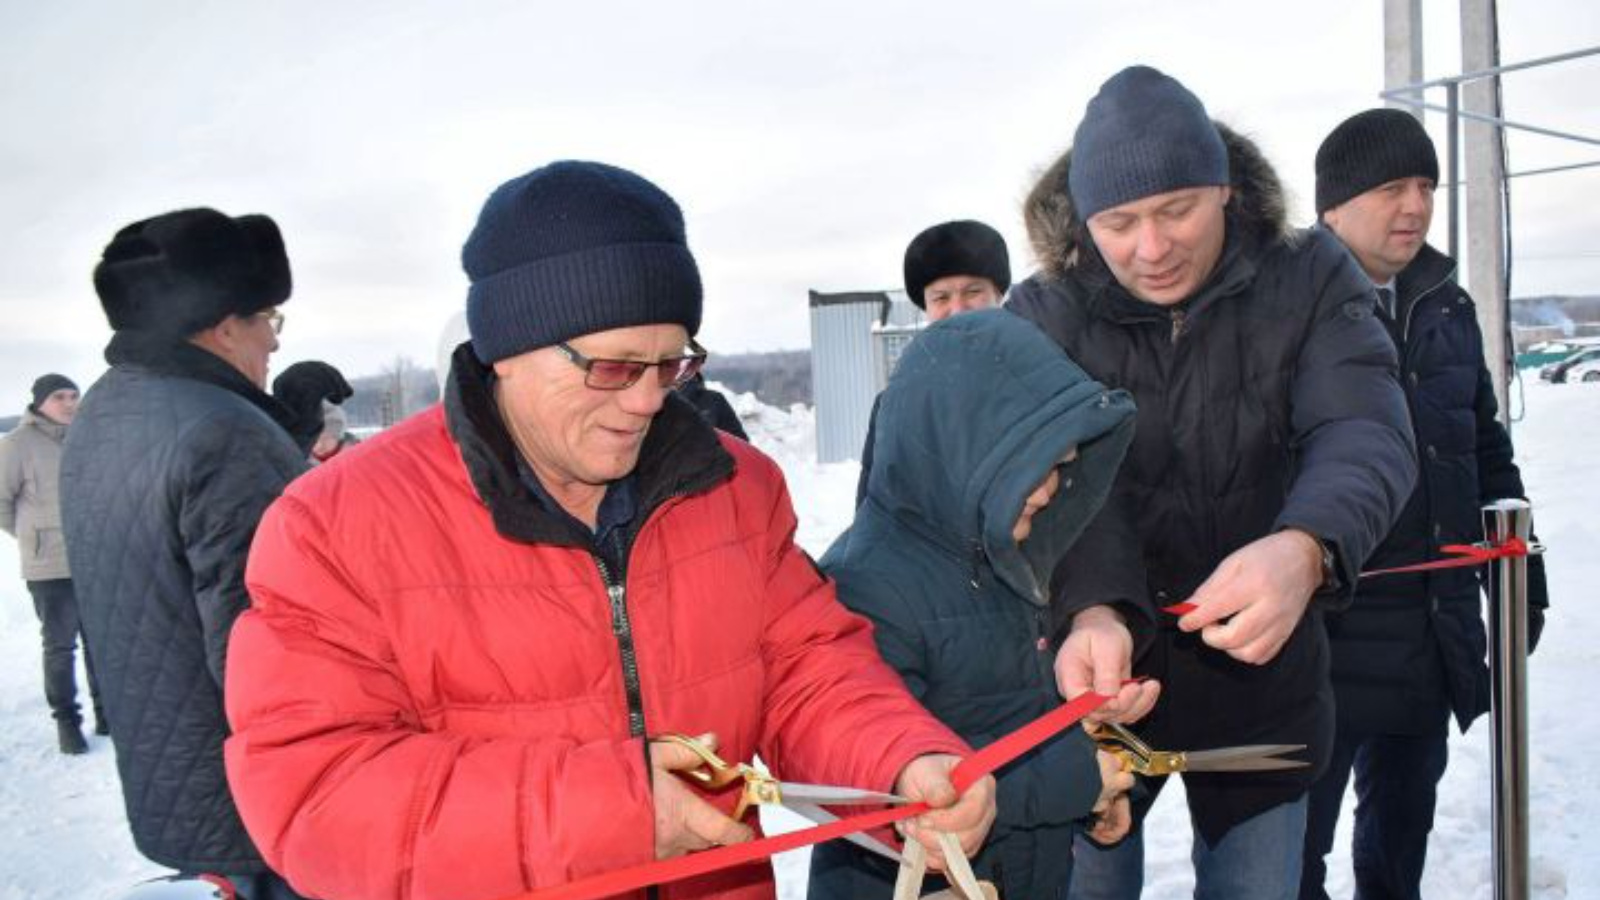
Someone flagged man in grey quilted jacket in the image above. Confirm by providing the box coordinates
[0,373,102,754]
[61,208,346,900]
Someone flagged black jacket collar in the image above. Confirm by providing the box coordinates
[104,330,305,439]
[442,342,735,546]
[1395,243,1458,307]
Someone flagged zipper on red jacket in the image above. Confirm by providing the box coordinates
[595,558,648,739]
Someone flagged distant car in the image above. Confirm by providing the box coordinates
[1517,340,1588,370]
[1540,346,1600,383]
[1566,351,1600,384]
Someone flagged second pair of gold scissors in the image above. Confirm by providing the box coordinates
[1092,722,1308,776]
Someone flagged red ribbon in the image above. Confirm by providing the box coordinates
[1357,536,1530,578]
[1161,536,1532,616]
[506,689,1111,900]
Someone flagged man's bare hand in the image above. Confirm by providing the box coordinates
[1085,747,1135,845]
[894,754,996,871]
[1056,605,1160,724]
[1176,529,1323,664]
[648,733,754,859]
[1087,795,1132,846]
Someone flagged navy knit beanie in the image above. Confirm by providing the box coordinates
[1068,66,1230,220]
[1315,109,1440,214]
[462,161,703,364]
[902,220,1012,309]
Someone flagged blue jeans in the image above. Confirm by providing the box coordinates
[1067,794,1309,900]
[1300,728,1448,900]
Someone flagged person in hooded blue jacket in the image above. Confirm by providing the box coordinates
[808,309,1142,900]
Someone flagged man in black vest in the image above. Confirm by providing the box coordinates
[1300,108,1549,900]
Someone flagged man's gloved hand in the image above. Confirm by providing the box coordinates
[272,361,353,452]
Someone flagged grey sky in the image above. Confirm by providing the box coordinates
[1,0,1595,395]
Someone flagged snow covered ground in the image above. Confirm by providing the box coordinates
[1,380,1594,899]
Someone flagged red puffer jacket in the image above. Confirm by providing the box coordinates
[225,353,965,900]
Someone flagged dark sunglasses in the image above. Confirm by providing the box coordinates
[555,338,709,390]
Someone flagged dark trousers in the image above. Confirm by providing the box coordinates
[26,578,102,725]
[1300,725,1449,900]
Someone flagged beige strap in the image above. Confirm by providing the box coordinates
[892,832,999,900]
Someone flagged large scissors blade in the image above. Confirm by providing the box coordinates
[777,781,907,806]
[1181,744,1309,772]
[783,801,903,862]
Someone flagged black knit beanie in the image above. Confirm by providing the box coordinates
[1315,108,1440,214]
[1068,66,1230,221]
[93,208,291,336]
[902,220,1012,309]
[462,161,703,364]
[29,374,78,411]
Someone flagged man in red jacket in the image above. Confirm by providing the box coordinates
[224,160,994,900]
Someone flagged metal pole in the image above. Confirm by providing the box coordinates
[1483,498,1532,900]
[1461,0,1511,425]
[1447,83,1460,263]
[1383,0,1424,119]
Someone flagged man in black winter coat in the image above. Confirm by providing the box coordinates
[1300,108,1550,900]
[1006,67,1417,899]
[61,209,349,900]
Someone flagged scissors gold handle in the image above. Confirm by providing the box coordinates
[652,732,781,819]
[1092,722,1188,775]
[1091,722,1307,776]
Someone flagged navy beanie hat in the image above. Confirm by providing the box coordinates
[1068,66,1230,220]
[902,220,1012,309]
[29,374,78,411]
[462,161,704,364]
[93,208,291,336]
[1315,108,1440,214]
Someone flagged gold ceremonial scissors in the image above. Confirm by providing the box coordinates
[1091,722,1309,777]
[652,732,909,860]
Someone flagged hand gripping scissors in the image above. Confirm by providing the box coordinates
[1091,722,1309,776]
[652,732,909,860]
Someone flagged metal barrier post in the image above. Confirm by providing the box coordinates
[1484,498,1532,900]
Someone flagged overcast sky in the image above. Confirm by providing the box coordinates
[2,0,1596,395]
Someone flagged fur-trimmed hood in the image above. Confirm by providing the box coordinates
[1023,123,1289,281]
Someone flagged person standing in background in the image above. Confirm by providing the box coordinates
[0,373,102,754]
[1300,107,1551,900]
[855,219,1012,504]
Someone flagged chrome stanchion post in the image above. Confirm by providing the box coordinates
[1484,498,1532,900]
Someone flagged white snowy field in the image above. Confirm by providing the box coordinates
[0,380,1594,900]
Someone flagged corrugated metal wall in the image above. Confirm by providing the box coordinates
[810,290,924,464]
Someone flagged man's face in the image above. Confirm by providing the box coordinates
[237,310,282,389]
[1085,186,1232,306]
[1322,176,1435,283]
[493,323,689,491]
[197,309,281,390]
[922,275,1001,322]
[37,389,79,425]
